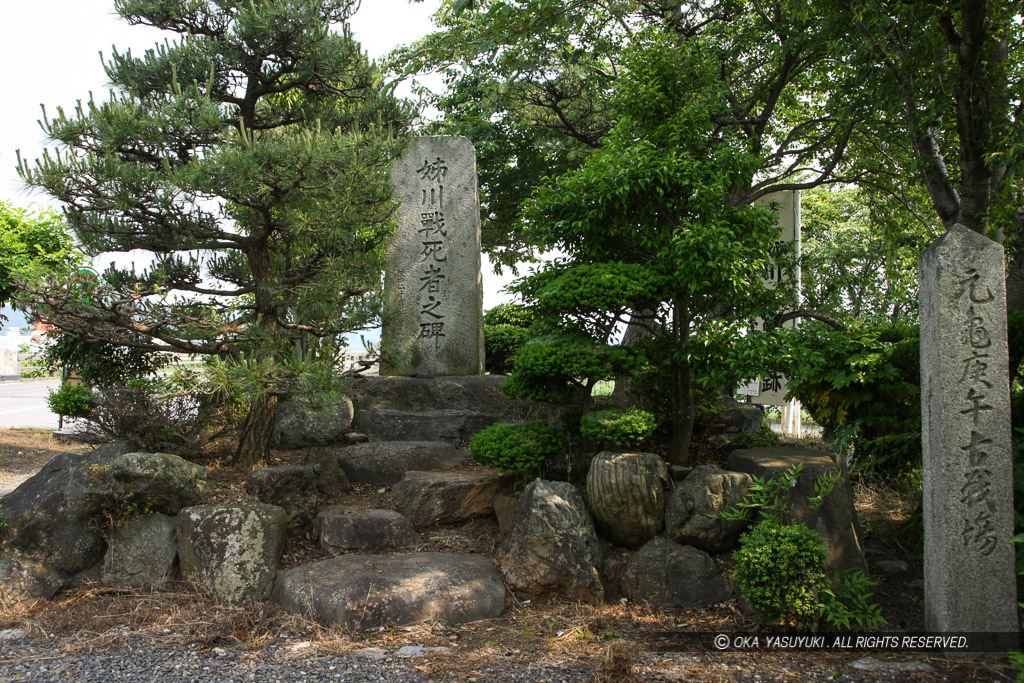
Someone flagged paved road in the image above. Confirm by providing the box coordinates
[0,379,61,429]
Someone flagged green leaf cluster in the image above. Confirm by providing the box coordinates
[0,201,78,314]
[780,323,921,477]
[469,421,564,473]
[43,333,169,389]
[578,407,656,448]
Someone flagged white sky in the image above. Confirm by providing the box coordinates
[0,0,517,331]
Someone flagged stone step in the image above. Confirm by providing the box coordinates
[352,408,500,445]
[336,441,467,485]
[350,375,510,414]
[273,552,505,630]
[314,507,419,552]
[391,469,502,527]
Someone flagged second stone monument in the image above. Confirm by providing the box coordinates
[382,136,485,376]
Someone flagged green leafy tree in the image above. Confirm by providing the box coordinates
[391,0,866,271]
[800,186,935,325]
[15,0,412,468]
[0,201,77,318]
[505,34,789,464]
[823,1,1024,305]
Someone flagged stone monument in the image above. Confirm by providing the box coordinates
[919,224,1017,632]
[382,136,484,376]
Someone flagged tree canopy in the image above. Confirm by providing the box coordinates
[0,201,77,320]
[15,0,413,467]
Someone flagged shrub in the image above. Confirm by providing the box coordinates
[732,517,828,626]
[43,333,169,389]
[47,383,94,419]
[782,323,920,477]
[469,422,564,473]
[484,303,536,375]
[731,422,780,449]
[579,407,657,447]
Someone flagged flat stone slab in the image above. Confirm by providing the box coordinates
[273,552,505,629]
[350,375,509,413]
[337,442,466,485]
[391,470,502,527]
[315,507,419,552]
[353,409,500,445]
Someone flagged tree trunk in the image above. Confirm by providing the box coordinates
[611,307,655,403]
[234,394,278,470]
[666,299,694,465]
[667,360,695,466]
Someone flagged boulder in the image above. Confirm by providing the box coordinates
[274,552,505,629]
[245,465,320,529]
[391,470,502,527]
[0,442,209,579]
[315,507,419,552]
[499,479,604,604]
[337,442,466,485]
[711,396,763,434]
[585,452,669,548]
[665,465,754,552]
[728,447,868,576]
[102,513,178,588]
[493,492,519,535]
[177,503,287,602]
[621,537,731,607]
[302,450,351,495]
[0,553,66,600]
[272,395,354,449]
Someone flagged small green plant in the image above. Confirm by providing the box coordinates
[731,422,781,449]
[469,422,565,473]
[732,517,827,627]
[818,570,887,629]
[718,463,804,522]
[579,407,657,447]
[47,382,94,418]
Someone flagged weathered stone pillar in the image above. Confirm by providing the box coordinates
[919,224,1017,632]
[382,136,484,376]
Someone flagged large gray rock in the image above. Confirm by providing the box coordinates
[585,451,669,548]
[315,507,419,552]
[391,470,502,527]
[337,441,466,485]
[381,135,485,377]
[274,552,505,629]
[665,465,754,552]
[0,553,66,600]
[621,536,730,607]
[102,513,178,588]
[177,503,287,602]
[711,396,763,433]
[0,442,209,581]
[302,450,351,495]
[499,479,603,604]
[272,396,354,449]
[920,224,1017,633]
[245,465,320,529]
[728,447,867,576]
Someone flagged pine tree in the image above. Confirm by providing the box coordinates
[17,0,411,468]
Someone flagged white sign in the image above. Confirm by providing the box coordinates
[744,190,800,406]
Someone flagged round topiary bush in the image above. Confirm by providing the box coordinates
[579,407,657,447]
[732,517,827,626]
[469,422,564,473]
[47,382,94,419]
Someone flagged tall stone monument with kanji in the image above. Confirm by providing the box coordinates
[381,136,485,376]
[919,224,1017,632]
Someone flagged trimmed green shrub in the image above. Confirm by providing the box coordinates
[47,383,94,419]
[43,333,168,389]
[484,303,535,375]
[579,407,657,447]
[732,517,827,626]
[731,422,780,449]
[469,422,564,473]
